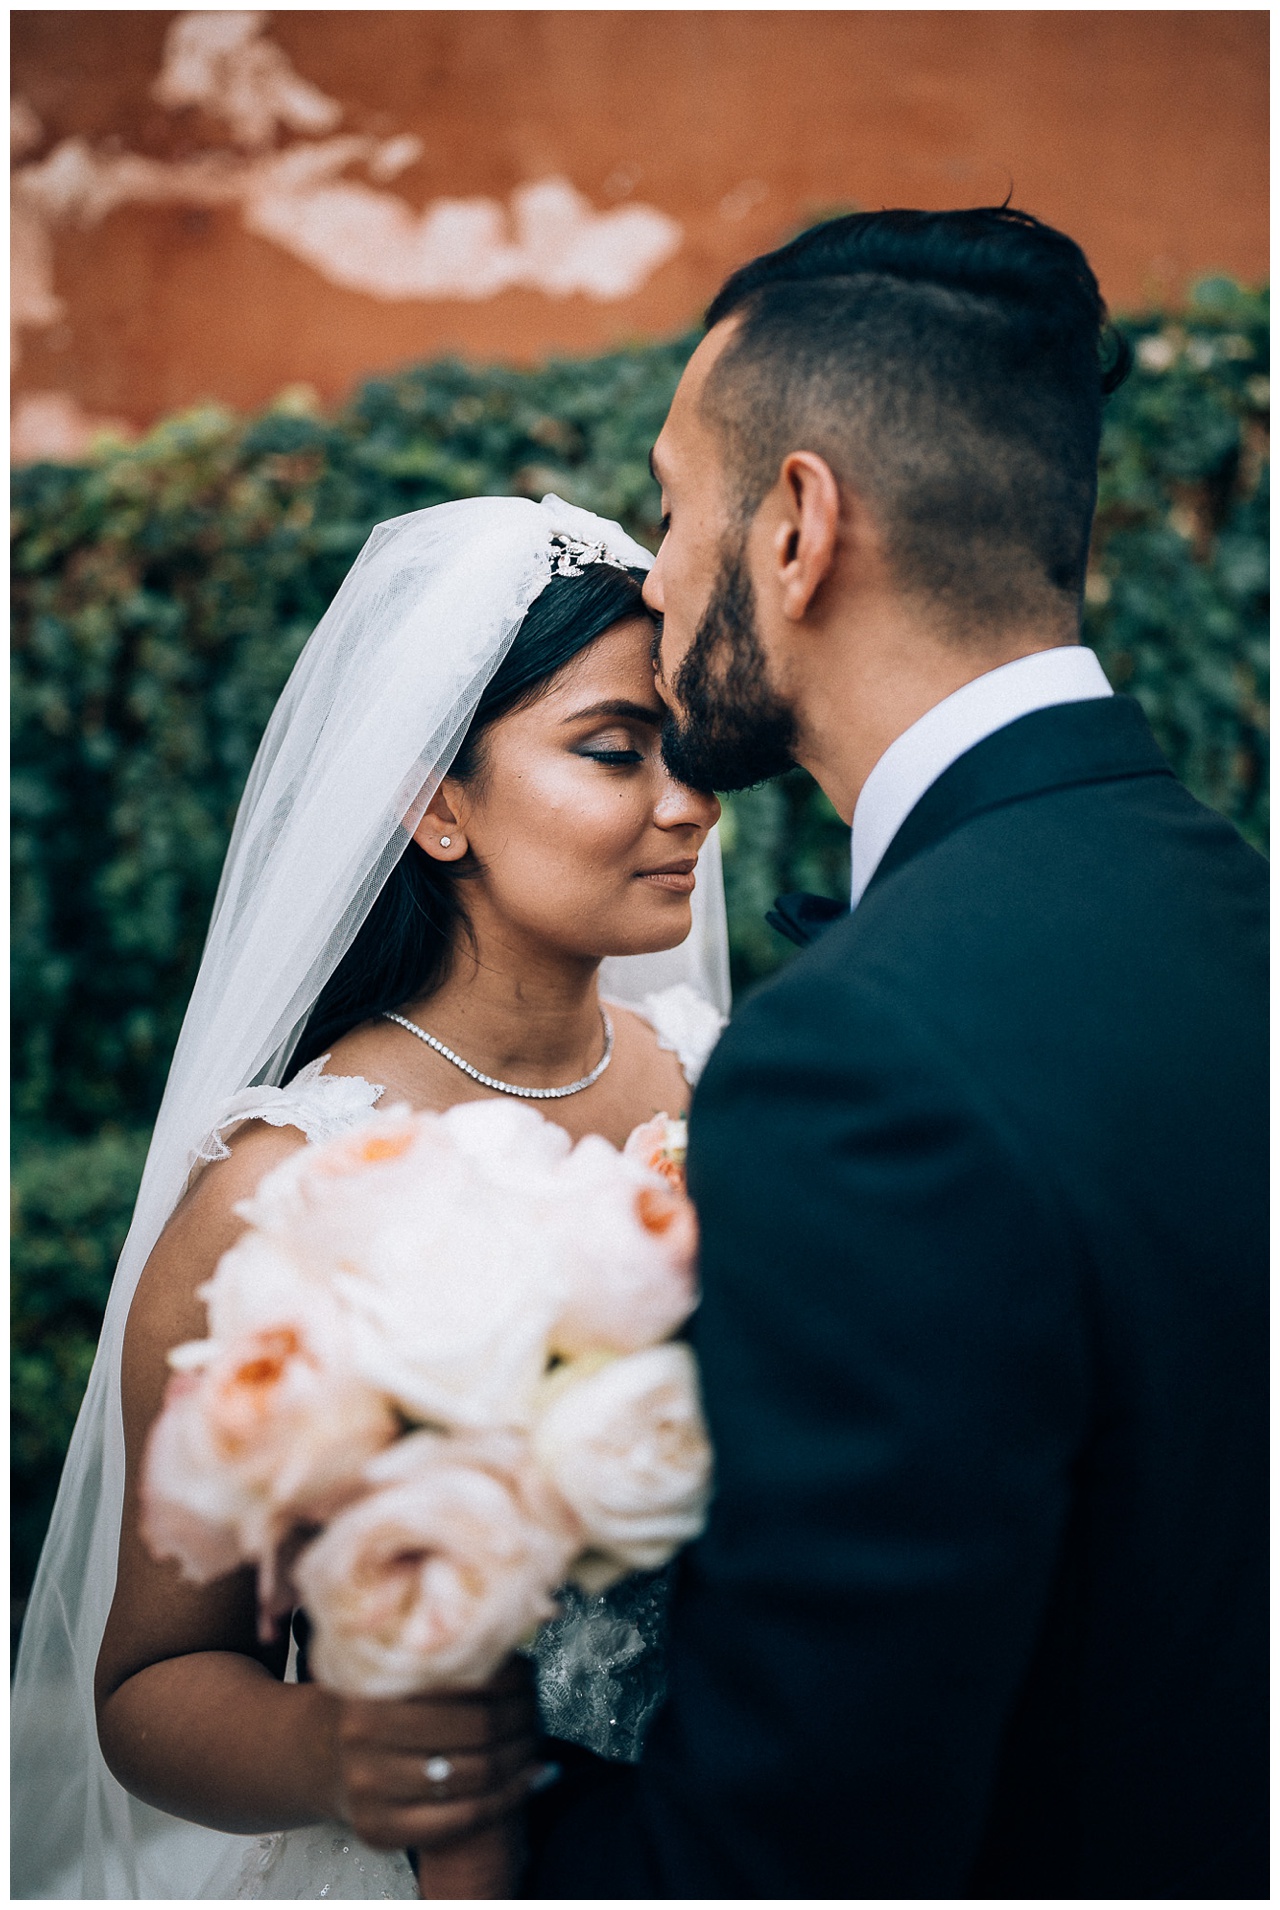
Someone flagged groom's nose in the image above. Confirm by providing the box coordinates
[642,556,665,619]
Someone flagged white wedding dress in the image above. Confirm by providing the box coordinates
[186,983,723,1901]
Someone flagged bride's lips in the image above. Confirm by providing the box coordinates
[636,857,698,895]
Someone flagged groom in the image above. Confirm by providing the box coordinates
[454,209,1268,1895]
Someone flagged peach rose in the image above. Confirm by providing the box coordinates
[196,1230,337,1345]
[232,1105,448,1245]
[141,1318,397,1588]
[137,1369,247,1586]
[623,1114,689,1194]
[294,1432,575,1697]
[548,1134,698,1358]
[237,1100,570,1240]
[532,1342,712,1586]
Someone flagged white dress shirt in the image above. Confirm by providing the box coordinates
[849,645,1113,908]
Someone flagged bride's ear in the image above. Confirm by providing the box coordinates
[412,783,469,862]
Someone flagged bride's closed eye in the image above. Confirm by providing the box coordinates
[562,694,664,770]
[581,741,646,766]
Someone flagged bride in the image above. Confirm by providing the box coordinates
[11,495,730,1901]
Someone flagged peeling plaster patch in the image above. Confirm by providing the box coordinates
[152,10,342,149]
[603,167,641,200]
[10,11,683,353]
[12,200,64,346]
[246,172,682,301]
[12,390,135,463]
[719,180,769,222]
[14,134,682,310]
[366,134,424,185]
[12,102,65,359]
[11,95,43,161]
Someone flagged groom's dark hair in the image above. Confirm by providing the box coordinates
[703,206,1130,631]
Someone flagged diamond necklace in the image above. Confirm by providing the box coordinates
[380,1006,614,1100]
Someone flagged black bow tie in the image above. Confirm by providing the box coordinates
[765,891,847,949]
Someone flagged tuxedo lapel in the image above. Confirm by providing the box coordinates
[865,694,1174,900]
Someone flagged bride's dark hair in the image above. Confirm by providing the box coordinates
[292,561,651,1072]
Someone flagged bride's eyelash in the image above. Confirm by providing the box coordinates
[582,747,645,766]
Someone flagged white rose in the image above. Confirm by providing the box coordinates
[532,1343,712,1584]
[333,1198,562,1428]
[294,1432,575,1697]
[237,1108,568,1428]
[437,1097,575,1190]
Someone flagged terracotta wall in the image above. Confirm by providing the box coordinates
[11,9,1268,459]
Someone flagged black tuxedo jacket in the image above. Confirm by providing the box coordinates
[528,696,1268,1899]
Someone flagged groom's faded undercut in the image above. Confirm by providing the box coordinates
[702,206,1130,633]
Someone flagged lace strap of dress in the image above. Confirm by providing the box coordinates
[624,981,727,1088]
[194,1056,386,1166]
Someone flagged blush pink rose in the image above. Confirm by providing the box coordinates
[532,1342,713,1587]
[293,1432,576,1697]
[548,1134,698,1358]
[141,1320,397,1589]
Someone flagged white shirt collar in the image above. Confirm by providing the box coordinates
[849,646,1114,908]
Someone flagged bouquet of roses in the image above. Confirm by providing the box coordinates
[141,1099,709,1698]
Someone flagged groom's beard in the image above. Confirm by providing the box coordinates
[659,541,798,793]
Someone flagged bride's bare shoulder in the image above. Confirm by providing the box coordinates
[609,1003,689,1110]
[179,1119,308,1229]
[124,1123,307,1401]
[318,1017,422,1103]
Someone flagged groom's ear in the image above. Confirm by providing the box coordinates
[773,452,841,623]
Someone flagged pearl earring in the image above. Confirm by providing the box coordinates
[439,836,452,848]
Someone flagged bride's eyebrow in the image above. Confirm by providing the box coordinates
[563,698,663,727]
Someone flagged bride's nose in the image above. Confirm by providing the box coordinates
[653,770,720,835]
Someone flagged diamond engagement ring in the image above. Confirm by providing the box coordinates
[423,1756,454,1790]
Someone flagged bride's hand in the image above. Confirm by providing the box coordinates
[329,1656,545,1877]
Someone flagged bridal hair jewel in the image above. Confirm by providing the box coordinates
[548,531,635,578]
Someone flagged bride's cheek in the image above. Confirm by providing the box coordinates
[549,765,644,870]
[590,798,654,887]
[483,759,650,932]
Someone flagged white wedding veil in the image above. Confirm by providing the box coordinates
[11,494,730,1900]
